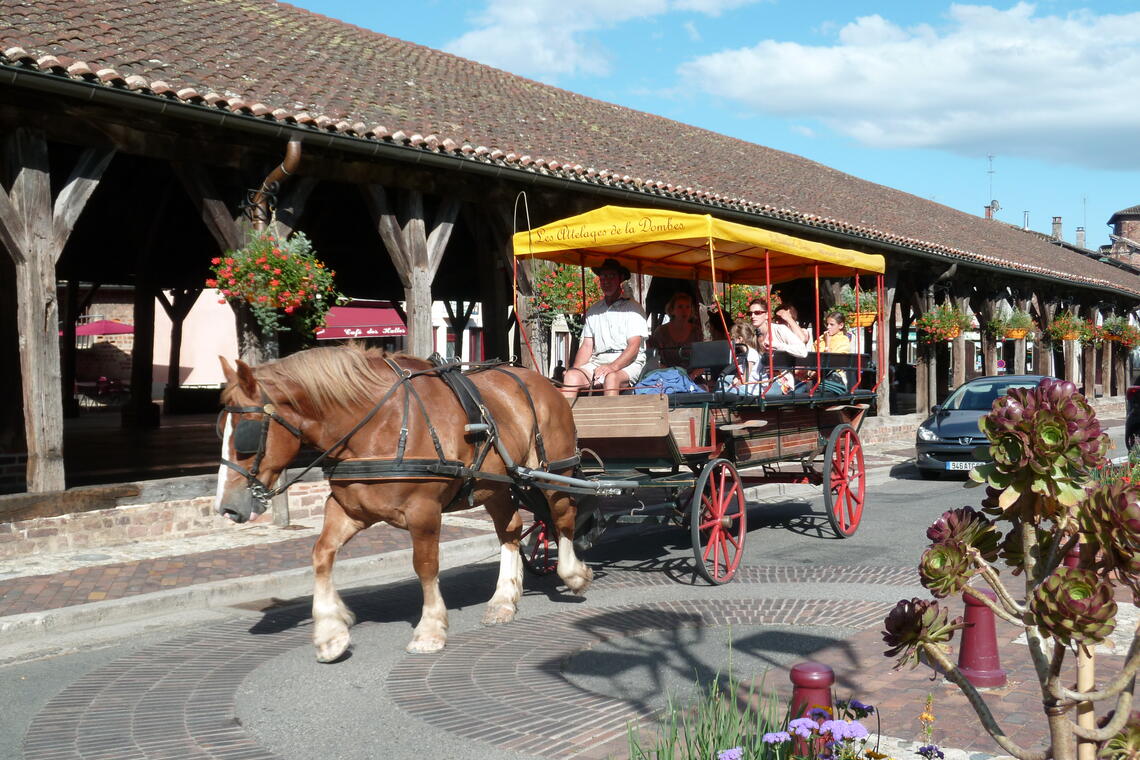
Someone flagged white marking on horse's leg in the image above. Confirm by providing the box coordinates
[312,573,353,663]
[407,577,448,653]
[214,416,233,514]
[482,543,522,626]
[557,535,593,595]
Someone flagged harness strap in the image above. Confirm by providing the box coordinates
[487,365,550,469]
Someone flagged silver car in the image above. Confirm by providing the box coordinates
[914,374,1050,479]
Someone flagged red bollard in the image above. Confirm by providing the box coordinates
[790,662,835,756]
[957,588,1007,687]
[1063,543,1081,569]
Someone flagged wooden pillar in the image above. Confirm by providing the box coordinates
[364,186,458,359]
[1082,306,1099,397]
[952,294,969,388]
[1012,298,1028,375]
[877,269,897,415]
[1100,312,1114,398]
[0,130,113,492]
[1032,296,1056,378]
[156,288,201,390]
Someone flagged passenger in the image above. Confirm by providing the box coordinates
[816,311,851,354]
[561,258,649,399]
[749,297,810,357]
[647,292,701,368]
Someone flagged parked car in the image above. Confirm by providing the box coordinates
[1127,380,1140,452]
[915,374,1051,479]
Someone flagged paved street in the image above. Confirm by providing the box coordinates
[0,464,1106,760]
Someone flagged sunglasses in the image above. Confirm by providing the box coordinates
[748,309,767,315]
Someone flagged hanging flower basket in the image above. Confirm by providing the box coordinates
[833,285,877,328]
[1045,311,1084,344]
[851,312,877,327]
[1005,328,1029,340]
[207,230,344,336]
[1060,331,1080,341]
[915,303,972,343]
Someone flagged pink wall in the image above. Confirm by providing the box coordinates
[152,290,239,391]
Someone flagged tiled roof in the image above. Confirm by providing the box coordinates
[1109,205,1140,225]
[2,0,1139,298]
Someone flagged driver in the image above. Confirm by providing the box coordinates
[560,258,649,398]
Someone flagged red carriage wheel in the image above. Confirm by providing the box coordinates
[689,458,747,584]
[519,511,559,576]
[823,423,865,538]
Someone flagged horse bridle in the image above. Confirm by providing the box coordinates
[217,390,304,512]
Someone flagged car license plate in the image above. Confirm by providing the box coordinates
[946,461,978,471]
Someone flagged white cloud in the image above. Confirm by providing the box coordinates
[683,21,701,42]
[676,3,1140,169]
[445,0,762,82]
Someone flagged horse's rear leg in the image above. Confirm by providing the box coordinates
[549,490,593,594]
[406,502,448,653]
[313,496,363,663]
[481,491,523,626]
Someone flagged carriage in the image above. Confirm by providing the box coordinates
[216,204,886,658]
[509,205,887,585]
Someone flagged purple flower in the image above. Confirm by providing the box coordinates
[718,748,744,760]
[918,745,945,760]
[820,720,870,742]
[810,707,832,721]
[849,700,875,715]
[763,732,791,744]
[789,717,819,739]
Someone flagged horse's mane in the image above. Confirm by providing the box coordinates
[254,344,416,417]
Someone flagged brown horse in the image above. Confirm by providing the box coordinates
[214,344,592,661]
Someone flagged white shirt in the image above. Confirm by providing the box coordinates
[582,297,649,357]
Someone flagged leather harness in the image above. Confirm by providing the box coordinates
[220,356,580,513]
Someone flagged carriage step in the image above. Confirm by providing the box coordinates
[824,403,870,412]
[718,420,769,431]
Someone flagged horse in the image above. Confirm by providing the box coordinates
[214,344,592,661]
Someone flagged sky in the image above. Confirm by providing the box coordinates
[290,0,1140,250]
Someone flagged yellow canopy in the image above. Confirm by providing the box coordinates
[512,205,884,285]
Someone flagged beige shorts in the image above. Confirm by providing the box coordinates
[579,353,646,385]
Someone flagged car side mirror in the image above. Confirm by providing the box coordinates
[930,404,942,414]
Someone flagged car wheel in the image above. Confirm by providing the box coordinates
[1127,428,1139,453]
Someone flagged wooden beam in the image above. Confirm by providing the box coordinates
[4,129,113,491]
[172,162,243,252]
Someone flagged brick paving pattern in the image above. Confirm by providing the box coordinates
[19,560,1094,760]
[0,522,489,616]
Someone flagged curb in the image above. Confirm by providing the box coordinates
[0,532,504,641]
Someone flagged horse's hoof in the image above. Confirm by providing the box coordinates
[406,636,446,654]
[315,633,351,663]
[565,566,594,595]
[481,604,517,626]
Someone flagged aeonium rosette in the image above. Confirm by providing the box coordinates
[207,230,344,335]
[1080,483,1140,599]
[1029,567,1117,646]
[882,597,968,669]
[971,378,1109,512]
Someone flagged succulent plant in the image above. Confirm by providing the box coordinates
[920,543,975,598]
[995,522,1053,576]
[1100,712,1140,760]
[1080,483,1140,581]
[882,598,968,669]
[972,379,1109,509]
[1030,567,1117,646]
[926,506,1001,561]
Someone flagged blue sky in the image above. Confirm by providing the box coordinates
[291,0,1139,250]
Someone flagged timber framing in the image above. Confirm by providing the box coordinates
[2,1,1140,496]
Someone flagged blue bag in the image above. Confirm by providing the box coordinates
[632,367,702,394]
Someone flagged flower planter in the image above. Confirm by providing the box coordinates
[1060,331,1079,341]
[944,327,961,340]
[851,312,877,327]
[1005,328,1028,340]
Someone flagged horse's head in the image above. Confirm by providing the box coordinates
[215,356,304,523]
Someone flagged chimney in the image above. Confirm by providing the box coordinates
[1052,216,1063,240]
[984,205,993,219]
[1023,211,1030,230]
[1076,227,1086,249]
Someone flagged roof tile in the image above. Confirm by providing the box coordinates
[2,0,1138,295]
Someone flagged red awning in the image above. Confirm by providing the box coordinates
[315,300,407,340]
[60,319,135,336]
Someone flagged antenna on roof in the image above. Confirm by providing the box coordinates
[987,154,996,205]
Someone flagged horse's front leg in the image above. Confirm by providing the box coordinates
[549,490,593,594]
[406,502,448,653]
[481,490,523,626]
[312,496,363,663]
